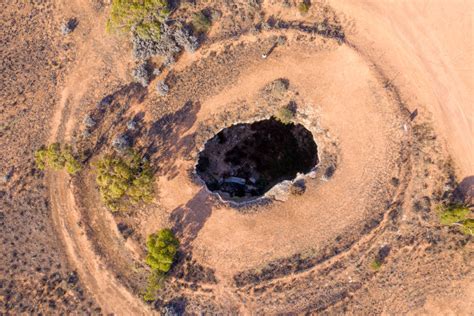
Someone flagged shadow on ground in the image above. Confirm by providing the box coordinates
[80,83,147,162]
[145,101,200,180]
[170,188,212,251]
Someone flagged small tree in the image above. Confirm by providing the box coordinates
[35,143,65,171]
[95,151,154,211]
[34,143,82,175]
[143,229,179,301]
[63,146,83,174]
[145,228,179,273]
[106,0,170,41]
[191,11,211,33]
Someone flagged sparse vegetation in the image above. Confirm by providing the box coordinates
[131,23,183,60]
[266,78,289,99]
[106,0,170,41]
[438,204,473,235]
[34,143,82,175]
[132,62,152,87]
[94,151,154,211]
[127,120,138,130]
[143,269,166,302]
[275,105,295,124]
[298,1,311,14]
[143,229,179,301]
[129,17,199,61]
[192,11,212,33]
[173,25,199,53]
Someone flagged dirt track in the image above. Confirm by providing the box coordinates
[49,173,149,315]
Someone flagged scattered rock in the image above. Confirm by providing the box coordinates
[112,134,131,152]
[99,95,114,107]
[390,177,400,186]
[323,165,335,180]
[290,179,306,195]
[266,181,292,201]
[117,222,134,239]
[67,272,78,286]
[83,115,96,128]
[156,80,169,96]
[127,120,138,130]
[376,245,391,262]
[2,167,14,183]
[60,18,78,35]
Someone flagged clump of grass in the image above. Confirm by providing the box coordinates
[438,204,473,236]
[191,11,211,33]
[34,143,82,175]
[106,0,170,41]
[94,150,154,211]
[143,229,179,302]
[298,1,311,14]
[370,258,382,271]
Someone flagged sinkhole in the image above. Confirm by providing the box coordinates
[196,118,319,201]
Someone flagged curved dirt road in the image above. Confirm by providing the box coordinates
[46,0,152,314]
[49,173,150,315]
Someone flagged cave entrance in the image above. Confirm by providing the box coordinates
[196,118,318,201]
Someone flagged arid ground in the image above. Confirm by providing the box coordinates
[1,0,472,314]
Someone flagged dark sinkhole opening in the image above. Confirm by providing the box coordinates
[196,118,319,200]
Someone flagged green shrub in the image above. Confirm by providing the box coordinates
[63,147,83,174]
[146,228,179,273]
[191,11,211,33]
[298,1,310,14]
[370,259,382,271]
[438,204,473,235]
[143,229,179,301]
[35,143,64,171]
[461,219,474,235]
[34,143,82,175]
[106,0,170,40]
[95,151,154,211]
